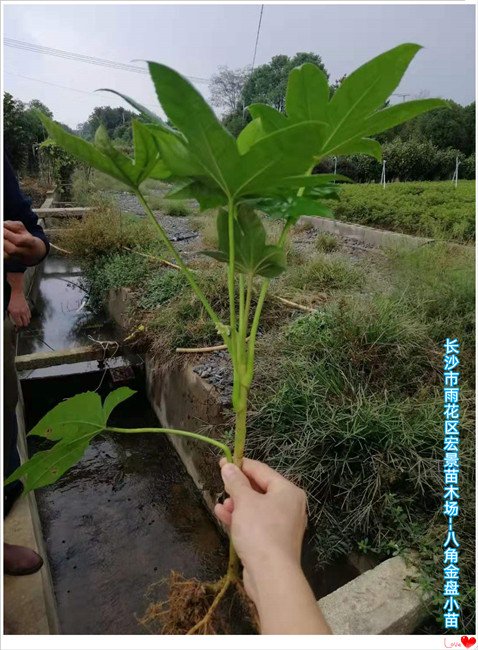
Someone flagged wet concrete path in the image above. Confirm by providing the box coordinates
[19,257,228,634]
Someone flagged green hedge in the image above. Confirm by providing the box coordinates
[326,180,475,241]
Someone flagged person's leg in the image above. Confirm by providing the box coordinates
[3,317,43,575]
[4,411,23,518]
[3,318,19,480]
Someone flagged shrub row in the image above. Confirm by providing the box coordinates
[324,180,475,241]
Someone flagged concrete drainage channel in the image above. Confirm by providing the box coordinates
[7,204,430,635]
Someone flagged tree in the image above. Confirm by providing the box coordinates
[377,100,475,156]
[219,52,330,137]
[241,52,329,113]
[28,99,53,118]
[329,74,347,97]
[77,106,137,142]
[4,93,26,170]
[209,66,248,113]
[3,93,53,173]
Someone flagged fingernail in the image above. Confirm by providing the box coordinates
[221,463,237,478]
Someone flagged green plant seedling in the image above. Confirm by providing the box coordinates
[10,43,445,634]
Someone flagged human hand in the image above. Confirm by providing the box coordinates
[8,291,31,328]
[4,221,46,264]
[214,458,307,604]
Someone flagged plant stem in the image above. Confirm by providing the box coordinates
[107,426,232,462]
[135,190,226,341]
[232,387,248,465]
[227,198,237,342]
[226,542,241,581]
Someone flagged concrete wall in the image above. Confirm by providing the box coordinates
[300,215,432,248]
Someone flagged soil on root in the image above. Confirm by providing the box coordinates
[139,571,258,635]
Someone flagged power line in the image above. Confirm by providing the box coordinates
[4,70,160,110]
[251,5,264,73]
[4,38,211,84]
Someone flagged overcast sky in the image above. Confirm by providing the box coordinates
[3,3,475,128]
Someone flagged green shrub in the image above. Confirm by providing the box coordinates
[82,251,149,309]
[326,181,475,241]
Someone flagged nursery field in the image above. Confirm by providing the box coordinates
[73,171,476,243]
[57,192,475,632]
[323,180,475,242]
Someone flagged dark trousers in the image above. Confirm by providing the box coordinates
[4,317,22,515]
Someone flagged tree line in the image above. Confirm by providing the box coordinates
[4,50,475,182]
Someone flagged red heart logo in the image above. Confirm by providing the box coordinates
[461,637,477,649]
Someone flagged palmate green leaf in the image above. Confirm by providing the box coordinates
[285,63,329,123]
[248,103,288,132]
[38,112,133,187]
[324,44,422,148]
[362,99,448,136]
[5,437,95,492]
[244,44,445,165]
[39,112,166,189]
[98,88,166,126]
[234,121,327,199]
[28,391,103,441]
[148,62,240,195]
[166,180,226,210]
[203,208,286,278]
[251,196,334,223]
[94,121,162,187]
[103,386,136,422]
[4,389,137,494]
[236,118,267,155]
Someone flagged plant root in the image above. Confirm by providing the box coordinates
[139,570,259,635]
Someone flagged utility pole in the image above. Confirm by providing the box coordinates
[392,93,410,102]
[381,159,386,188]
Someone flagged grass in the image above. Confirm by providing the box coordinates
[139,270,188,310]
[315,232,339,253]
[282,253,364,294]
[145,196,193,216]
[325,180,475,242]
[247,241,475,632]
[57,198,159,261]
[71,169,127,205]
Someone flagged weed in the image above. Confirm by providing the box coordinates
[315,232,339,253]
[284,254,364,293]
[57,199,159,261]
[139,270,188,310]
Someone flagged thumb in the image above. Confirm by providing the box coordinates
[221,463,252,501]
